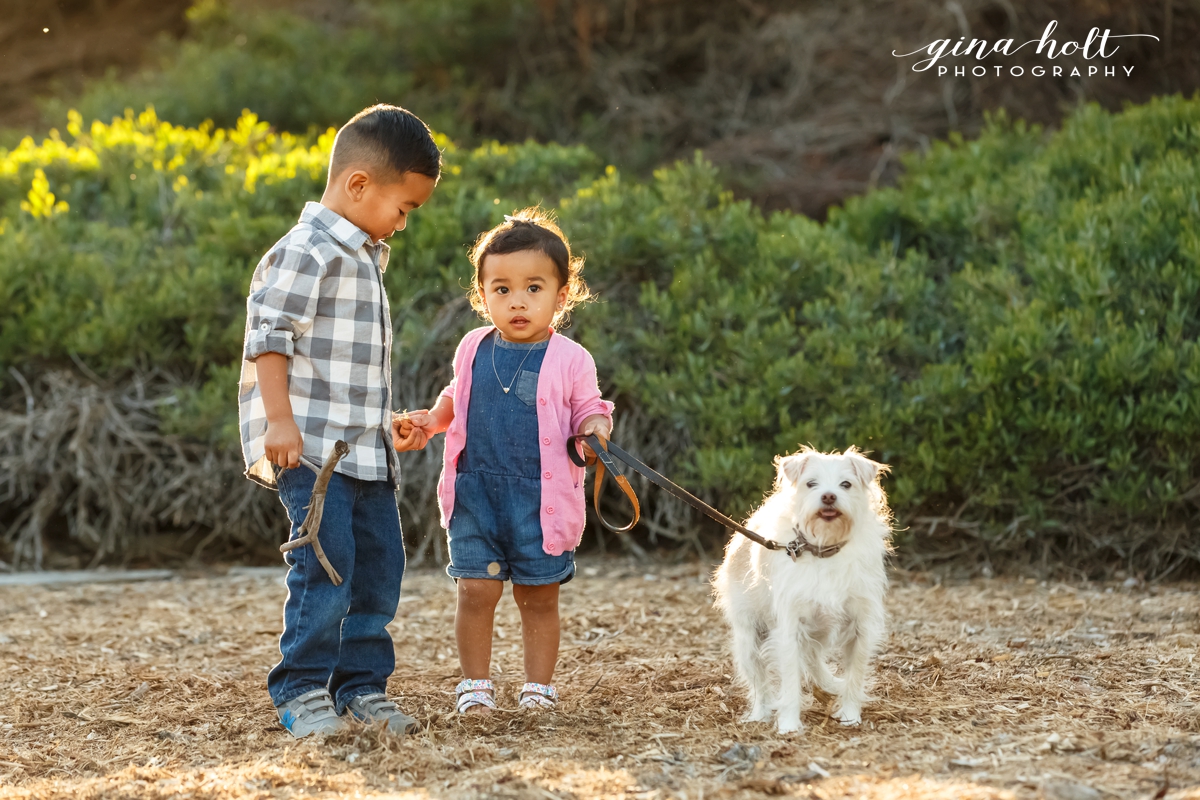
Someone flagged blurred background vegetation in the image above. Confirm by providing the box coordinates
[1,0,1198,576]
[5,0,1198,215]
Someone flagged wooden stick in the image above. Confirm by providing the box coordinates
[279,440,349,586]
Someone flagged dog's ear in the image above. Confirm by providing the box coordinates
[776,451,812,486]
[846,448,889,486]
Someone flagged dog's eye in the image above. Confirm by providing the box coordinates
[806,481,817,488]
[840,481,852,490]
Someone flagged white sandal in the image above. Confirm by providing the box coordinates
[455,678,497,714]
[518,682,558,710]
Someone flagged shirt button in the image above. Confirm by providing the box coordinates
[546,506,555,515]
[539,397,547,406]
[543,471,552,479]
[259,321,270,331]
[542,437,551,445]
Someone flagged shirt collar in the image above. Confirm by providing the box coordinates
[300,201,390,271]
[488,325,555,347]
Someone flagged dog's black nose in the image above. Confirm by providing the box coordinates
[821,492,837,506]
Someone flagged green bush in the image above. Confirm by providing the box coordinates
[0,110,599,434]
[47,1,551,150]
[43,0,791,180]
[2,97,1199,574]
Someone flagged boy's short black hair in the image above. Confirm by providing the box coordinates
[329,104,442,184]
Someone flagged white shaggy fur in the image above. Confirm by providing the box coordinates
[712,447,892,735]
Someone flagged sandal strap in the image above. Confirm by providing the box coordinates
[458,691,497,713]
[455,678,496,713]
[518,682,558,709]
[455,678,494,696]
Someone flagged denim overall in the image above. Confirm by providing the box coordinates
[446,331,574,584]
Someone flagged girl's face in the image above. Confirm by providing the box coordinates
[479,249,568,343]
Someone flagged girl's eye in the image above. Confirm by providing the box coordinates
[496,287,508,295]
[806,481,817,488]
[840,481,852,489]
[528,285,540,293]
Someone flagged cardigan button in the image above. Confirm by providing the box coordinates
[539,397,546,405]
[547,544,559,555]
[542,437,551,445]
[546,506,555,515]
[544,471,552,479]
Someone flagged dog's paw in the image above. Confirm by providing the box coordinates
[740,708,771,724]
[775,716,804,735]
[832,705,862,726]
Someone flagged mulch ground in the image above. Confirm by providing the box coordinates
[0,561,1197,799]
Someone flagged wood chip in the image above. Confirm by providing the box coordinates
[0,567,1195,798]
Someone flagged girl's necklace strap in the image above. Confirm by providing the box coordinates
[490,330,538,394]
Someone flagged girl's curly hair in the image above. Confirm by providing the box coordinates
[467,207,593,327]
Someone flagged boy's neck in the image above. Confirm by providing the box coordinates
[318,191,372,240]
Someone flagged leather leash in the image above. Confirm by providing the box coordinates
[567,434,844,559]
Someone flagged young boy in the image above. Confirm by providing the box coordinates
[238,104,439,738]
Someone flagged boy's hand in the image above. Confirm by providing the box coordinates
[577,414,612,460]
[264,418,304,469]
[392,410,415,442]
[393,409,432,452]
[393,426,429,452]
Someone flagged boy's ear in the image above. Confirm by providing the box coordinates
[343,168,370,200]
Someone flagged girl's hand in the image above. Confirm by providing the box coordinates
[406,411,438,436]
[577,414,612,460]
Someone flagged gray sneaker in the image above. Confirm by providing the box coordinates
[345,693,419,734]
[276,688,347,738]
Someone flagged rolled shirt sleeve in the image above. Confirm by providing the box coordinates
[243,244,325,361]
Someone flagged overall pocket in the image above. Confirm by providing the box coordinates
[514,369,539,406]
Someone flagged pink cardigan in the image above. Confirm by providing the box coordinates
[437,326,615,555]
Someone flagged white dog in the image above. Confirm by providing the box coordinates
[712,447,891,735]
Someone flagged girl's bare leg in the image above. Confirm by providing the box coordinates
[512,582,560,686]
[455,578,504,713]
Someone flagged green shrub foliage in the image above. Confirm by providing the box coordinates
[2,98,1198,574]
[47,1,548,149]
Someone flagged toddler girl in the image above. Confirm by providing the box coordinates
[398,208,612,713]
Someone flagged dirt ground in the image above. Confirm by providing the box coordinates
[0,561,1197,800]
[0,0,191,131]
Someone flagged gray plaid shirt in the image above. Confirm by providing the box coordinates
[239,202,398,489]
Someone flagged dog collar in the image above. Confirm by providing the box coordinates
[786,526,845,560]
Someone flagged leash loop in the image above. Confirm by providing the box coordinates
[568,433,641,533]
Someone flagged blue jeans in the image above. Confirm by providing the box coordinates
[267,465,405,713]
